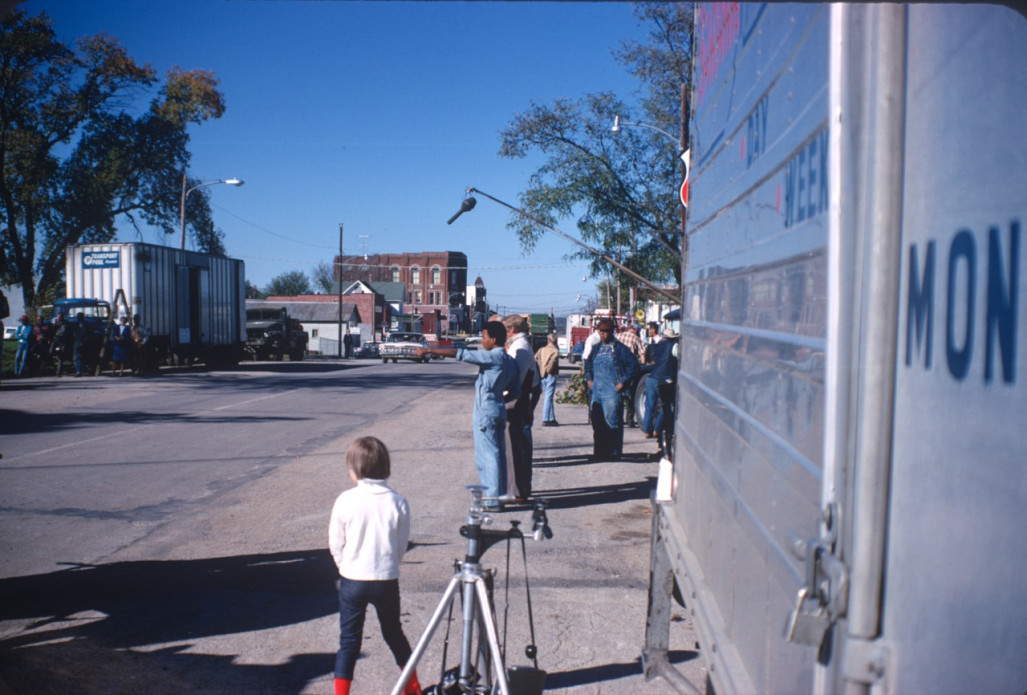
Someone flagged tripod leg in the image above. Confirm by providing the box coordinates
[472,576,511,695]
[390,574,462,695]
[459,570,479,688]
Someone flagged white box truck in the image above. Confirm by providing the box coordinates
[644,4,1026,694]
[64,242,246,367]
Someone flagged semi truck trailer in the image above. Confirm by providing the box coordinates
[644,4,1026,694]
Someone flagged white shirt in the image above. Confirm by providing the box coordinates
[581,331,602,361]
[328,478,410,580]
[506,332,540,390]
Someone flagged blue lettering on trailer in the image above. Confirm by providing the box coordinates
[81,250,121,268]
[745,95,769,168]
[905,220,1019,383]
[783,130,829,227]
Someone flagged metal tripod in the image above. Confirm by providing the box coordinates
[391,487,549,695]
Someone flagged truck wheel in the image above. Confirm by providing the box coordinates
[634,374,649,429]
[392,358,398,364]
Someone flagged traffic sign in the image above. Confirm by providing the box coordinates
[679,148,691,208]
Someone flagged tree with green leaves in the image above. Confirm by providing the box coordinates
[0,10,227,310]
[264,270,311,297]
[498,2,693,301]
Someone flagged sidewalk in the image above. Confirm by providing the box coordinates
[335,368,705,695]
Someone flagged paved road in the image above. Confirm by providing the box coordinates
[0,359,703,694]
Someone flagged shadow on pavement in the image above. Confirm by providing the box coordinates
[0,549,337,694]
[544,650,700,689]
[533,478,656,510]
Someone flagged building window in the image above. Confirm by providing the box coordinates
[312,329,319,337]
[391,266,400,282]
[411,266,421,284]
[432,266,441,284]
[413,290,422,305]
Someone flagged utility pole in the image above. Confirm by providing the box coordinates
[337,223,344,358]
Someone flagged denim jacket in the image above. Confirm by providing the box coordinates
[457,346,521,428]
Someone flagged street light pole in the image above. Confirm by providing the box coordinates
[179,173,244,250]
[343,223,351,357]
[454,187,678,303]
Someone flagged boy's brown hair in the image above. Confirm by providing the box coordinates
[346,436,391,480]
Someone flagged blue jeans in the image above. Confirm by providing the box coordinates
[474,417,507,502]
[590,392,624,459]
[335,577,413,680]
[14,343,29,375]
[641,375,660,435]
[541,374,557,422]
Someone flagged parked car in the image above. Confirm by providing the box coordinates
[354,341,380,359]
[380,332,431,363]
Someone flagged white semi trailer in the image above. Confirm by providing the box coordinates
[64,242,246,367]
[644,4,1026,694]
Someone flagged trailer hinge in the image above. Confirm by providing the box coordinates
[841,636,888,686]
[784,502,849,649]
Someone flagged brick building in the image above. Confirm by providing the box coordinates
[336,251,469,333]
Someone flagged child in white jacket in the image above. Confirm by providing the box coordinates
[328,436,421,695]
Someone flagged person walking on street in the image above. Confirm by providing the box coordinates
[584,317,640,461]
[328,436,422,695]
[536,333,560,427]
[414,321,520,510]
[14,315,33,376]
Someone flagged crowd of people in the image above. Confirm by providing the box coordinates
[6,312,153,379]
[415,313,679,510]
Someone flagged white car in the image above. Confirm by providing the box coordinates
[380,332,431,363]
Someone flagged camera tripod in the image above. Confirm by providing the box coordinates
[390,487,551,695]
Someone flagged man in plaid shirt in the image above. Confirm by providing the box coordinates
[615,325,644,428]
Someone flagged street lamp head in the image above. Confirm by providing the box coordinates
[446,196,477,225]
[611,115,622,135]
[223,178,244,186]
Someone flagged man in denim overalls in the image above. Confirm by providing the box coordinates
[584,318,640,461]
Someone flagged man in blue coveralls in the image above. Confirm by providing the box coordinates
[416,321,520,511]
[584,317,640,461]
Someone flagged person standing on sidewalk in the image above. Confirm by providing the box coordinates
[584,317,640,461]
[536,333,560,427]
[502,314,540,501]
[328,436,422,695]
[14,315,33,376]
[615,325,644,428]
[641,322,663,438]
[415,321,520,511]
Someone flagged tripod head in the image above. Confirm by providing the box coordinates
[460,486,552,564]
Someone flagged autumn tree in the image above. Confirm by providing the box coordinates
[0,10,227,309]
[498,2,693,299]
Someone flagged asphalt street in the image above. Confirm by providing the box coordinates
[0,358,703,694]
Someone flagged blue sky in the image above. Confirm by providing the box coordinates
[23,0,654,315]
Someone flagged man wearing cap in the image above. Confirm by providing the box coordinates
[584,317,640,461]
[615,325,644,428]
[641,322,663,438]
